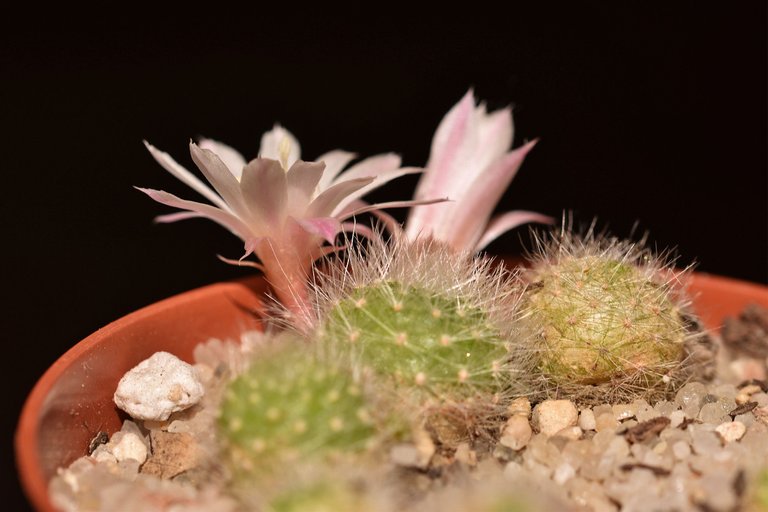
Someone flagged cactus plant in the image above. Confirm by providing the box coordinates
[518,230,709,403]
[217,339,385,488]
[313,236,528,442]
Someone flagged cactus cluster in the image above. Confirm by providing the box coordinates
[517,231,706,403]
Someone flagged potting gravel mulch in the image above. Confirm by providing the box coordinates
[49,303,768,512]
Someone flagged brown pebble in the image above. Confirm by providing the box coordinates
[623,416,671,444]
[729,401,758,417]
[141,431,198,479]
[678,417,702,430]
[619,462,671,476]
[737,379,768,393]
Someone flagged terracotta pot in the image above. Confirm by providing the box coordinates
[15,271,768,511]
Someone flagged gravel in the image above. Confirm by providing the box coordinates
[49,307,768,511]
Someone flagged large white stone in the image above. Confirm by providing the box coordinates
[114,351,204,421]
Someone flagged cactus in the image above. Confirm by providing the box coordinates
[518,231,708,403]
[313,236,526,442]
[218,341,382,484]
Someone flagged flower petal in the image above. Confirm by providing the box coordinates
[189,142,253,221]
[135,187,251,240]
[198,138,247,180]
[306,177,375,219]
[332,166,422,216]
[295,216,341,244]
[438,139,537,248]
[316,150,357,191]
[338,197,448,222]
[474,210,555,251]
[239,157,287,229]
[333,153,402,182]
[143,141,230,212]
[259,124,301,169]
[286,160,326,216]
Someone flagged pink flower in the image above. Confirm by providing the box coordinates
[139,125,431,326]
[405,90,553,251]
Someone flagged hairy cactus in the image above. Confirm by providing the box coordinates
[519,231,709,403]
[218,341,382,484]
[313,237,526,442]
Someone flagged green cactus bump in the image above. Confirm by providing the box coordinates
[519,232,706,402]
[218,343,378,481]
[314,237,525,437]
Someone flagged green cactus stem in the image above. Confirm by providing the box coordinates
[519,231,709,403]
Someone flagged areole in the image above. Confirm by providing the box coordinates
[15,271,768,511]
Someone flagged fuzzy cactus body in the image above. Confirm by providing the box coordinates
[313,237,525,439]
[322,280,508,400]
[520,233,706,402]
[218,345,377,479]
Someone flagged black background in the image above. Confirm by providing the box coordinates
[3,4,765,508]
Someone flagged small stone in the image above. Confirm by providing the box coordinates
[499,415,532,450]
[675,382,707,409]
[668,410,685,428]
[110,432,148,464]
[453,443,476,466]
[730,359,767,382]
[391,444,422,467]
[672,440,691,460]
[715,421,746,443]
[578,409,596,431]
[739,384,762,397]
[698,402,732,424]
[690,429,722,456]
[507,397,531,417]
[554,426,583,440]
[654,400,677,417]
[612,403,635,421]
[114,352,205,421]
[532,400,578,436]
[595,412,619,432]
[553,462,576,485]
[735,413,755,427]
[141,431,198,479]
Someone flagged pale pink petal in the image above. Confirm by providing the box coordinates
[286,160,326,215]
[424,89,476,186]
[259,124,300,169]
[198,138,247,180]
[338,197,448,222]
[239,158,287,229]
[155,211,203,223]
[316,150,357,191]
[135,187,251,240]
[339,199,404,237]
[306,177,375,219]
[474,210,555,251]
[295,216,342,244]
[438,140,537,248]
[340,221,377,240]
[332,166,422,216]
[189,142,252,221]
[217,254,265,271]
[143,141,230,212]
[333,153,401,182]
[475,107,515,171]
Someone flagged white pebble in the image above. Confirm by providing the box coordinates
[715,421,746,443]
[578,409,596,431]
[110,432,148,464]
[668,410,685,428]
[553,462,576,485]
[672,441,691,460]
[532,400,578,436]
[113,351,205,421]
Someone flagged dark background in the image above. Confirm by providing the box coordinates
[3,4,765,508]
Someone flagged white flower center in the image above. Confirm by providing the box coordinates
[278,136,292,171]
